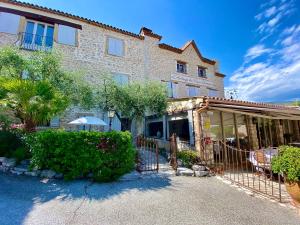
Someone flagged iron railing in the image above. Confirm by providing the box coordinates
[18,32,53,51]
[136,136,159,172]
[210,141,287,202]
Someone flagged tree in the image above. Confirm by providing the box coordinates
[97,79,168,131]
[0,47,93,132]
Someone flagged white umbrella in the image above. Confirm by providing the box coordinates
[68,116,107,126]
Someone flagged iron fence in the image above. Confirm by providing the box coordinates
[136,136,159,172]
[211,141,288,202]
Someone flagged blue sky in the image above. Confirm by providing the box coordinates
[24,0,300,102]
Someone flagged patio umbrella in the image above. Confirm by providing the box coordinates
[68,116,107,126]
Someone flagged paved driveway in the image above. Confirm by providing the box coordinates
[0,172,299,225]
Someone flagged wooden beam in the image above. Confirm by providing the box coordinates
[220,111,227,164]
[233,113,240,150]
[208,106,300,120]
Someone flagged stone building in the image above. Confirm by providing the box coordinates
[0,0,225,133]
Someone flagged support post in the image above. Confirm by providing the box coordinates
[220,111,227,165]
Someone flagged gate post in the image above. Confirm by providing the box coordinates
[170,133,178,170]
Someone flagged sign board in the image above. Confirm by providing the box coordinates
[171,73,216,88]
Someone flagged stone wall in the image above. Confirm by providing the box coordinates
[0,1,225,130]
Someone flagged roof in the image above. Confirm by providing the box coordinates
[2,0,144,39]
[167,96,300,119]
[159,40,217,65]
[1,0,219,67]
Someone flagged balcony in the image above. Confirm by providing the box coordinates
[17,32,53,52]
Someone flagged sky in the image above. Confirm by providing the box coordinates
[23,0,300,102]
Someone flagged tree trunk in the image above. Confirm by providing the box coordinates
[120,118,132,132]
[24,118,36,132]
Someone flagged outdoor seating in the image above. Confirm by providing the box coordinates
[249,147,278,174]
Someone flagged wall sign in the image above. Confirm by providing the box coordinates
[171,73,216,88]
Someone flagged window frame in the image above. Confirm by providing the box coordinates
[187,85,200,97]
[198,66,207,78]
[23,19,54,47]
[106,36,125,57]
[57,24,77,47]
[176,61,187,74]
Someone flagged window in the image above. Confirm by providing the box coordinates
[113,73,129,85]
[187,86,200,97]
[22,20,54,50]
[166,81,178,98]
[107,37,124,56]
[177,61,187,73]
[58,25,76,46]
[0,12,20,34]
[198,66,207,78]
[208,89,218,97]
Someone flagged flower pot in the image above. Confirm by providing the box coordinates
[285,180,300,206]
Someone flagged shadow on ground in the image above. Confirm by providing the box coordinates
[0,171,171,225]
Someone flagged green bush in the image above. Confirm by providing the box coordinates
[177,150,200,168]
[0,130,23,157]
[11,147,31,164]
[26,130,135,181]
[272,146,300,182]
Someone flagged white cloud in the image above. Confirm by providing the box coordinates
[244,44,273,62]
[228,0,300,101]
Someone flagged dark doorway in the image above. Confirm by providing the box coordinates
[168,119,190,141]
[148,121,163,138]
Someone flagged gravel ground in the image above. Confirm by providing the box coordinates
[0,172,299,225]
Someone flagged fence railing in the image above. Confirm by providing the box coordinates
[18,32,53,51]
[136,136,159,172]
[211,140,286,202]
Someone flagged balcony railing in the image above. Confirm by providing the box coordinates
[18,32,53,51]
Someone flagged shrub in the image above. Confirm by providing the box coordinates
[26,130,135,181]
[272,146,300,182]
[177,150,200,168]
[11,147,31,164]
[0,130,23,157]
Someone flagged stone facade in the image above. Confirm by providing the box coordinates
[0,1,225,130]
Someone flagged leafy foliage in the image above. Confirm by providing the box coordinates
[0,47,94,131]
[272,146,300,182]
[26,130,135,181]
[177,150,200,168]
[0,130,23,157]
[97,78,167,130]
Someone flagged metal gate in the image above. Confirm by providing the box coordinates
[136,136,159,172]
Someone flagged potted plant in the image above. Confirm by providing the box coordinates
[272,146,300,205]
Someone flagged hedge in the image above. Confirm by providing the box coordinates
[26,130,135,181]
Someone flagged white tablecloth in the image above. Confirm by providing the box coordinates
[248,148,278,168]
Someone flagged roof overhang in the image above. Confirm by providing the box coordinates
[167,96,300,120]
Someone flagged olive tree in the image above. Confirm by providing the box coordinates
[97,78,168,131]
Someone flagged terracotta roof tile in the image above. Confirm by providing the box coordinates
[3,0,144,39]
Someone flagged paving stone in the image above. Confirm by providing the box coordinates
[10,170,23,175]
[20,159,30,166]
[176,167,194,176]
[54,173,64,179]
[2,158,16,168]
[0,157,6,163]
[13,165,29,173]
[25,171,40,176]
[0,165,9,172]
[40,170,56,179]
[194,170,209,177]
[192,165,206,171]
